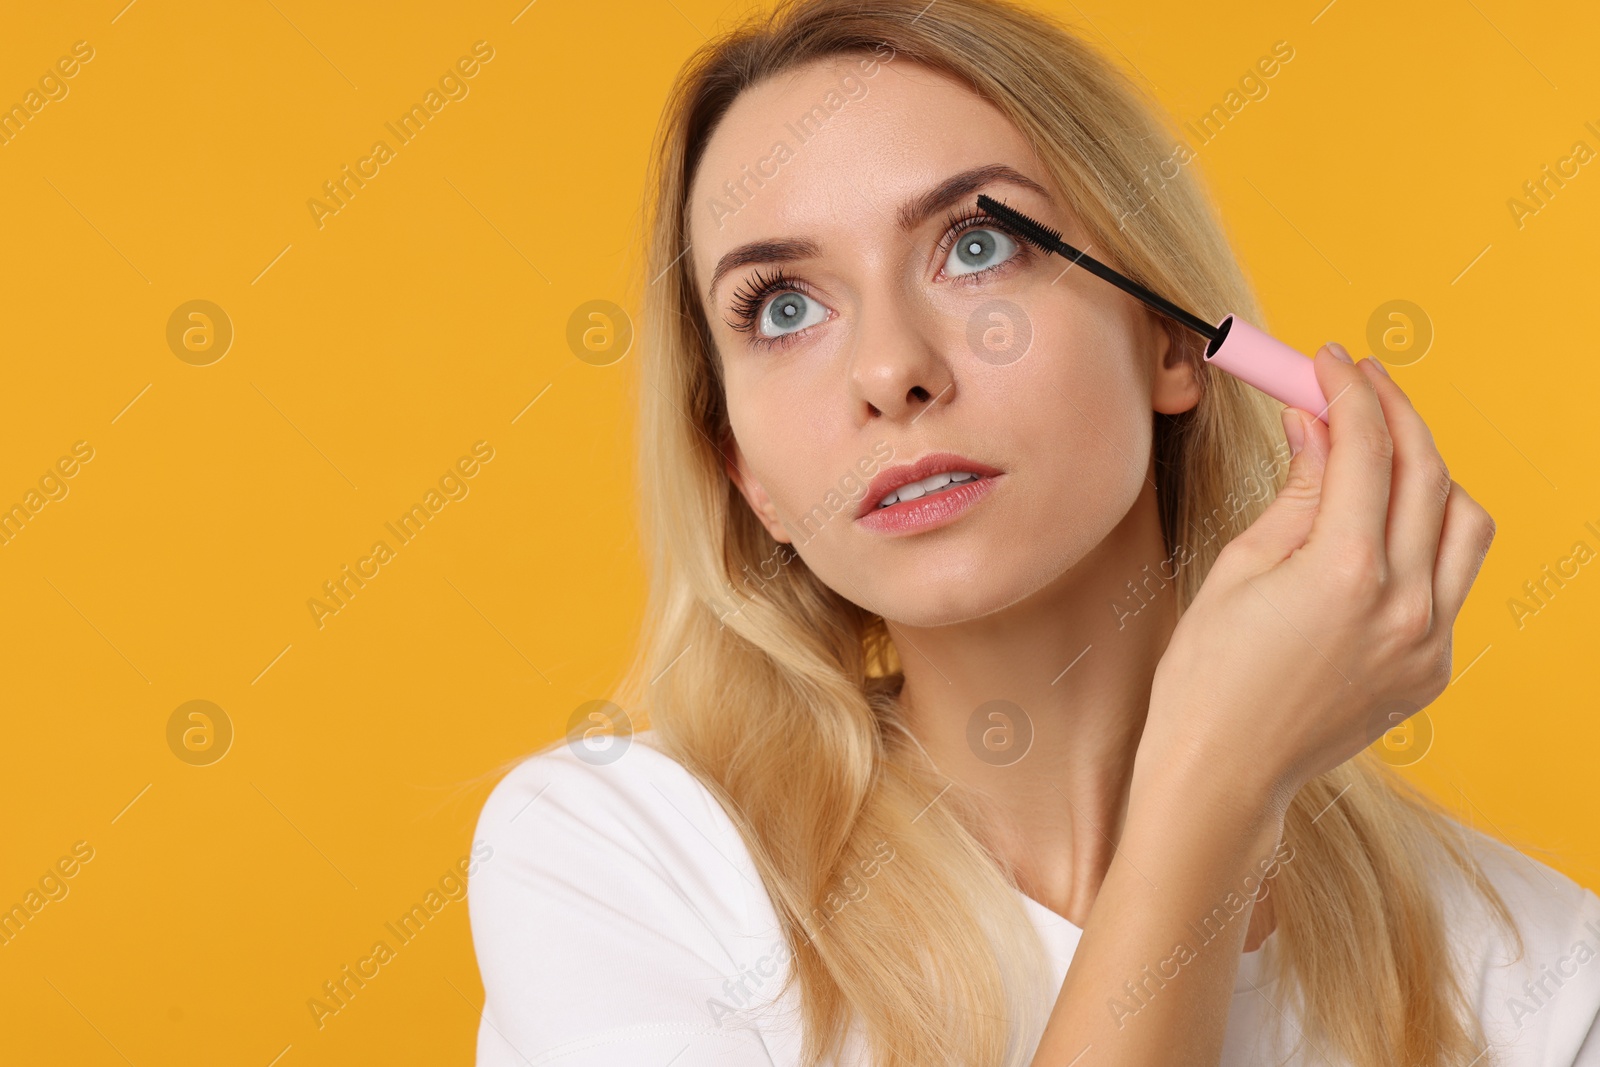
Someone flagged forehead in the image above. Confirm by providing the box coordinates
[688,57,1038,292]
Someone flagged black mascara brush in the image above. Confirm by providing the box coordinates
[975,193,1331,423]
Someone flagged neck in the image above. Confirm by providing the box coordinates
[890,474,1179,928]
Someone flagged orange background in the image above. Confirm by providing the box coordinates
[1,0,1595,1062]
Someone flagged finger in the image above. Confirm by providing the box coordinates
[1433,480,1495,623]
[1291,398,1331,460]
[1228,406,1331,567]
[1307,344,1394,571]
[1354,358,1451,587]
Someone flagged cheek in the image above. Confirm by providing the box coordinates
[726,347,851,479]
[1004,317,1152,520]
[1013,297,1144,403]
[726,382,838,517]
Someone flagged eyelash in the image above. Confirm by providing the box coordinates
[722,207,1036,350]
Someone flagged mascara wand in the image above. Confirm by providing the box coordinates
[975,193,1331,423]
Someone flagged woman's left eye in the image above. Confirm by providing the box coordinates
[944,226,1020,277]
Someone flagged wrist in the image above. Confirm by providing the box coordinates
[1130,728,1291,843]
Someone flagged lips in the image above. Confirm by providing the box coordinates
[855,451,1005,520]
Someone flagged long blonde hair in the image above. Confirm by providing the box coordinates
[601,0,1527,1063]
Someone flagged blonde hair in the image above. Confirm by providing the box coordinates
[597,0,1528,1063]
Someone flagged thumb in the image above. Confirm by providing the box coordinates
[1230,408,1331,563]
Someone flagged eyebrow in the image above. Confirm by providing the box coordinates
[704,163,1053,305]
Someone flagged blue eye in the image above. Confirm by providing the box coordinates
[758,290,827,338]
[945,226,1020,277]
[725,268,831,348]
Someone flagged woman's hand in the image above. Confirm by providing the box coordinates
[1141,345,1496,813]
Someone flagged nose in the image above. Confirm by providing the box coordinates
[846,286,956,422]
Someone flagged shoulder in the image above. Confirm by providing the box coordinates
[472,730,755,906]
[468,731,794,1066]
[1434,820,1600,1066]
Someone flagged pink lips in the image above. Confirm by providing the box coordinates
[855,451,1005,535]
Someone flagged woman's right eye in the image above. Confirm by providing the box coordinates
[753,290,828,339]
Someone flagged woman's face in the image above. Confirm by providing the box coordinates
[689,55,1200,627]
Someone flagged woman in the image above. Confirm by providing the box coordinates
[468,1,1600,1064]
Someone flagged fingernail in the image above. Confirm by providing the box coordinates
[1281,409,1305,458]
[1325,342,1353,364]
[1364,357,1392,379]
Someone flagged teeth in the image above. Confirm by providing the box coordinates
[876,471,982,509]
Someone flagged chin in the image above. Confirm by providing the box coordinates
[849,563,1042,629]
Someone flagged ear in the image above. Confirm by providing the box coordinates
[1150,319,1202,416]
[723,432,794,544]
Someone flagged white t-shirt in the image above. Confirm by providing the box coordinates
[468,731,1600,1066]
